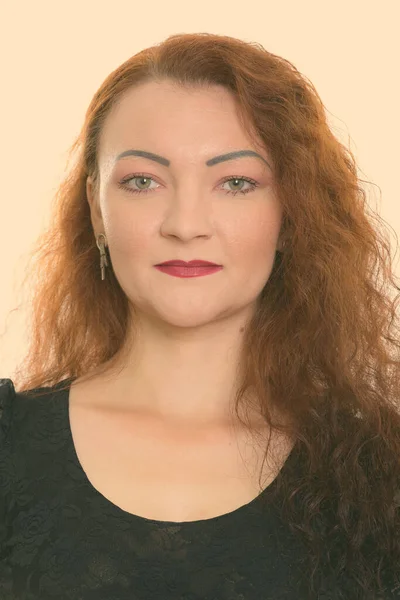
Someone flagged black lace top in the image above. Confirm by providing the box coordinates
[0,377,396,599]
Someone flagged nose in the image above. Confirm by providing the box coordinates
[159,193,214,242]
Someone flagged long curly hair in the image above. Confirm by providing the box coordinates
[7,32,400,598]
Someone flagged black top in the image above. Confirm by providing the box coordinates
[0,377,397,599]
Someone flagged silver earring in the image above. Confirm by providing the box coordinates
[96,233,109,281]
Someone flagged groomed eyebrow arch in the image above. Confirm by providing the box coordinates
[115,148,271,170]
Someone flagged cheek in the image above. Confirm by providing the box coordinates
[226,209,281,265]
[105,216,154,262]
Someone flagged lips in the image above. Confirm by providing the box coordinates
[155,260,221,267]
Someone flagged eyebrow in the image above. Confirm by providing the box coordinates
[115,148,271,169]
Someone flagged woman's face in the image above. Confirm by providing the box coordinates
[87,80,283,329]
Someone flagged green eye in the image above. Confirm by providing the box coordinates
[118,174,259,196]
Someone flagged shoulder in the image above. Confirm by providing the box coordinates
[0,378,71,446]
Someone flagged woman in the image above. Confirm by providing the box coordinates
[1,32,399,599]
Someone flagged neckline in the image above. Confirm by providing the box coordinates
[59,377,297,528]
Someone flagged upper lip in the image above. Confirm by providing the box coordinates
[155,260,222,267]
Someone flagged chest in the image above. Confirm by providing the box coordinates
[68,395,280,522]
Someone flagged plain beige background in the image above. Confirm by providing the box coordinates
[0,0,399,378]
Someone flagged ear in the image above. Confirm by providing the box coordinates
[86,176,104,235]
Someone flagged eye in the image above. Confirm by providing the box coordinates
[117,174,260,196]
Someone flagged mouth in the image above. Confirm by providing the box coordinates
[154,262,223,278]
[155,260,222,267]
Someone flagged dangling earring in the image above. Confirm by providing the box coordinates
[96,233,109,281]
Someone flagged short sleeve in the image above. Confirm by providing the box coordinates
[0,378,15,445]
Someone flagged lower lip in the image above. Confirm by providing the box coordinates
[154,265,223,278]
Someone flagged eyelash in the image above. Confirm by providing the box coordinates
[117,173,260,196]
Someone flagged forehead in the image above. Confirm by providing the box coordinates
[109,80,241,121]
[98,81,271,169]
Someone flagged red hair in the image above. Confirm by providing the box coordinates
[7,33,400,596]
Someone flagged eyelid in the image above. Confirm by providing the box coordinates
[118,171,259,187]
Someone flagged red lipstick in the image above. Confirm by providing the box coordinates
[155,260,221,267]
[154,260,223,278]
